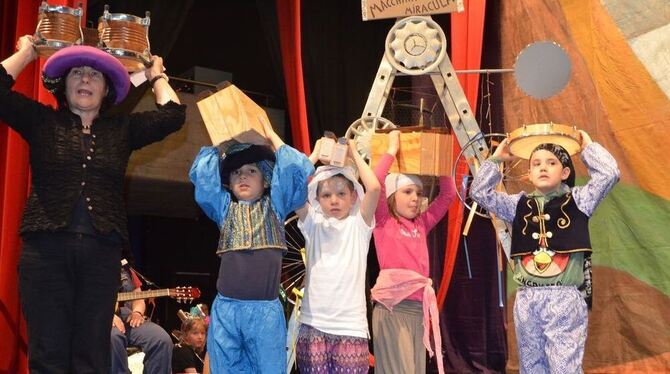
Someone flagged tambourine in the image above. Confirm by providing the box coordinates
[507,123,580,159]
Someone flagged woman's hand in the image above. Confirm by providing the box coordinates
[492,138,516,162]
[1,35,37,79]
[16,35,37,60]
[145,55,165,81]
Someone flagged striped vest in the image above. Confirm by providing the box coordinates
[217,195,286,254]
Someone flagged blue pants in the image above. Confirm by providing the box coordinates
[110,308,173,374]
[514,286,588,374]
[208,294,286,374]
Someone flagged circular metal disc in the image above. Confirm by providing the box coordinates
[514,41,571,99]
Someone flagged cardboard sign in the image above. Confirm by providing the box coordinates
[196,84,270,146]
[370,130,453,176]
[361,0,463,21]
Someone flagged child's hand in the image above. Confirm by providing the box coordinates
[347,138,358,158]
[578,130,592,150]
[258,115,284,150]
[492,138,516,162]
[387,130,400,156]
[309,138,323,165]
[258,115,273,137]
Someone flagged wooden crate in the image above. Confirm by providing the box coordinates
[370,130,453,176]
[196,84,270,146]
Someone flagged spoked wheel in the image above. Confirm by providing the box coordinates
[282,214,306,374]
[282,215,306,307]
[453,133,531,218]
[345,116,397,161]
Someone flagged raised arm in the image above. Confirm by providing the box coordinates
[1,35,37,80]
[571,130,620,216]
[189,146,231,227]
[0,35,51,142]
[423,176,457,230]
[263,118,314,221]
[296,138,323,221]
[469,138,523,223]
[350,139,381,226]
[145,56,180,105]
[308,138,323,165]
[373,130,400,222]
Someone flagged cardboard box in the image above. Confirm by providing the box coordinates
[196,84,270,146]
[370,130,453,176]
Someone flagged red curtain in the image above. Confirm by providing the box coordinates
[276,0,311,154]
[437,0,487,308]
[0,1,85,371]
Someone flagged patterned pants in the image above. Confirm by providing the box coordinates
[514,286,588,374]
[296,324,369,373]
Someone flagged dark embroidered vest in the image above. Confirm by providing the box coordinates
[217,195,286,254]
[511,193,591,257]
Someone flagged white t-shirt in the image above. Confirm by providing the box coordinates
[298,205,374,339]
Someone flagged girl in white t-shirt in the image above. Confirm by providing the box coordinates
[293,139,381,373]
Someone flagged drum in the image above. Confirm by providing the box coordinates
[33,1,83,57]
[507,122,580,159]
[97,6,151,72]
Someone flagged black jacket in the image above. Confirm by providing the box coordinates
[0,66,186,240]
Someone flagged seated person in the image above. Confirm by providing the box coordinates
[172,316,207,373]
[112,264,173,373]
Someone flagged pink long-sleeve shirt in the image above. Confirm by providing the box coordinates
[372,153,456,301]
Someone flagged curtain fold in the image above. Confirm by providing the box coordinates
[276,0,311,154]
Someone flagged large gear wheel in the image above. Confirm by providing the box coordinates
[385,16,447,75]
[345,116,397,161]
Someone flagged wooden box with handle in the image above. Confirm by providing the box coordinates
[370,127,453,176]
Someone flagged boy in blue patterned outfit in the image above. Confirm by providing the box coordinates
[470,130,619,374]
[189,119,313,373]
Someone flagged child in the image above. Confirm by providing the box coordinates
[294,138,381,373]
[370,130,456,374]
[172,317,207,374]
[189,118,313,373]
[469,130,620,373]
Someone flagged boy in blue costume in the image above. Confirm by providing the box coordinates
[189,119,313,373]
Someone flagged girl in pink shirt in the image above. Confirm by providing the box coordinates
[370,131,456,374]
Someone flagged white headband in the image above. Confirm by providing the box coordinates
[308,165,364,213]
[384,173,423,198]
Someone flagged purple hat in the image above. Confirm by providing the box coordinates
[42,46,130,104]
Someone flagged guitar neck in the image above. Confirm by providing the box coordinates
[117,289,171,303]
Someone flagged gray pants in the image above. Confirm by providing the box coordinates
[372,300,425,374]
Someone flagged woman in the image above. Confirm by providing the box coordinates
[173,317,207,373]
[0,35,186,373]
